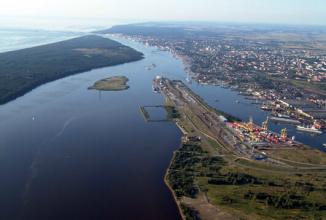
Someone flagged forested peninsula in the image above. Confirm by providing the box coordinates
[0,35,143,104]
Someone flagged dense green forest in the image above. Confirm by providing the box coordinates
[0,35,143,104]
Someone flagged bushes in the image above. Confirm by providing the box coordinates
[207,172,262,186]
[168,143,204,198]
[244,190,326,210]
[180,203,201,220]
[221,195,237,205]
[164,106,181,120]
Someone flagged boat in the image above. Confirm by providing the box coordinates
[221,84,230,89]
[269,113,300,124]
[296,125,323,134]
[261,104,272,111]
[273,113,290,119]
[323,144,326,148]
[269,116,301,124]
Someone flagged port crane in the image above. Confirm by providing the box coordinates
[262,117,269,131]
[280,128,287,141]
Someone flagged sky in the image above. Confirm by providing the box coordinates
[0,0,325,29]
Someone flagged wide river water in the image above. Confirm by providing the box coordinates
[0,33,325,220]
[0,28,79,53]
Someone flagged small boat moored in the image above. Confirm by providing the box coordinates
[261,104,272,111]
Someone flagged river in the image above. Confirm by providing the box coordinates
[0,34,184,220]
[113,36,326,152]
[0,28,79,53]
[0,33,325,220]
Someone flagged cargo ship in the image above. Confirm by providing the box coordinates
[296,125,323,134]
[152,76,162,93]
[269,113,300,124]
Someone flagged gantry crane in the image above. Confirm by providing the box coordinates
[262,117,269,131]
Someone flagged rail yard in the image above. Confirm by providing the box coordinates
[155,76,311,163]
[158,76,326,219]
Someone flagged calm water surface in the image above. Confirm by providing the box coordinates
[0,35,183,220]
[0,32,325,220]
[188,84,326,152]
[115,36,326,152]
[0,28,79,53]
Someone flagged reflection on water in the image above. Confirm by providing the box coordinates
[0,33,325,220]
[0,35,183,220]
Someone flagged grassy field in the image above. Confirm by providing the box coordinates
[88,76,129,91]
[168,135,326,219]
[265,148,326,165]
[164,82,326,219]
[237,32,326,52]
[197,155,326,219]
[288,79,326,96]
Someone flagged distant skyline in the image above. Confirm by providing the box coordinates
[0,0,325,29]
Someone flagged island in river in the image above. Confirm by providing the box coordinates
[0,35,143,104]
[88,76,130,91]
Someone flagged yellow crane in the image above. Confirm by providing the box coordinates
[247,116,254,132]
[262,117,269,131]
[280,128,287,141]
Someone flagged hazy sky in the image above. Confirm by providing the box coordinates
[0,0,325,26]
